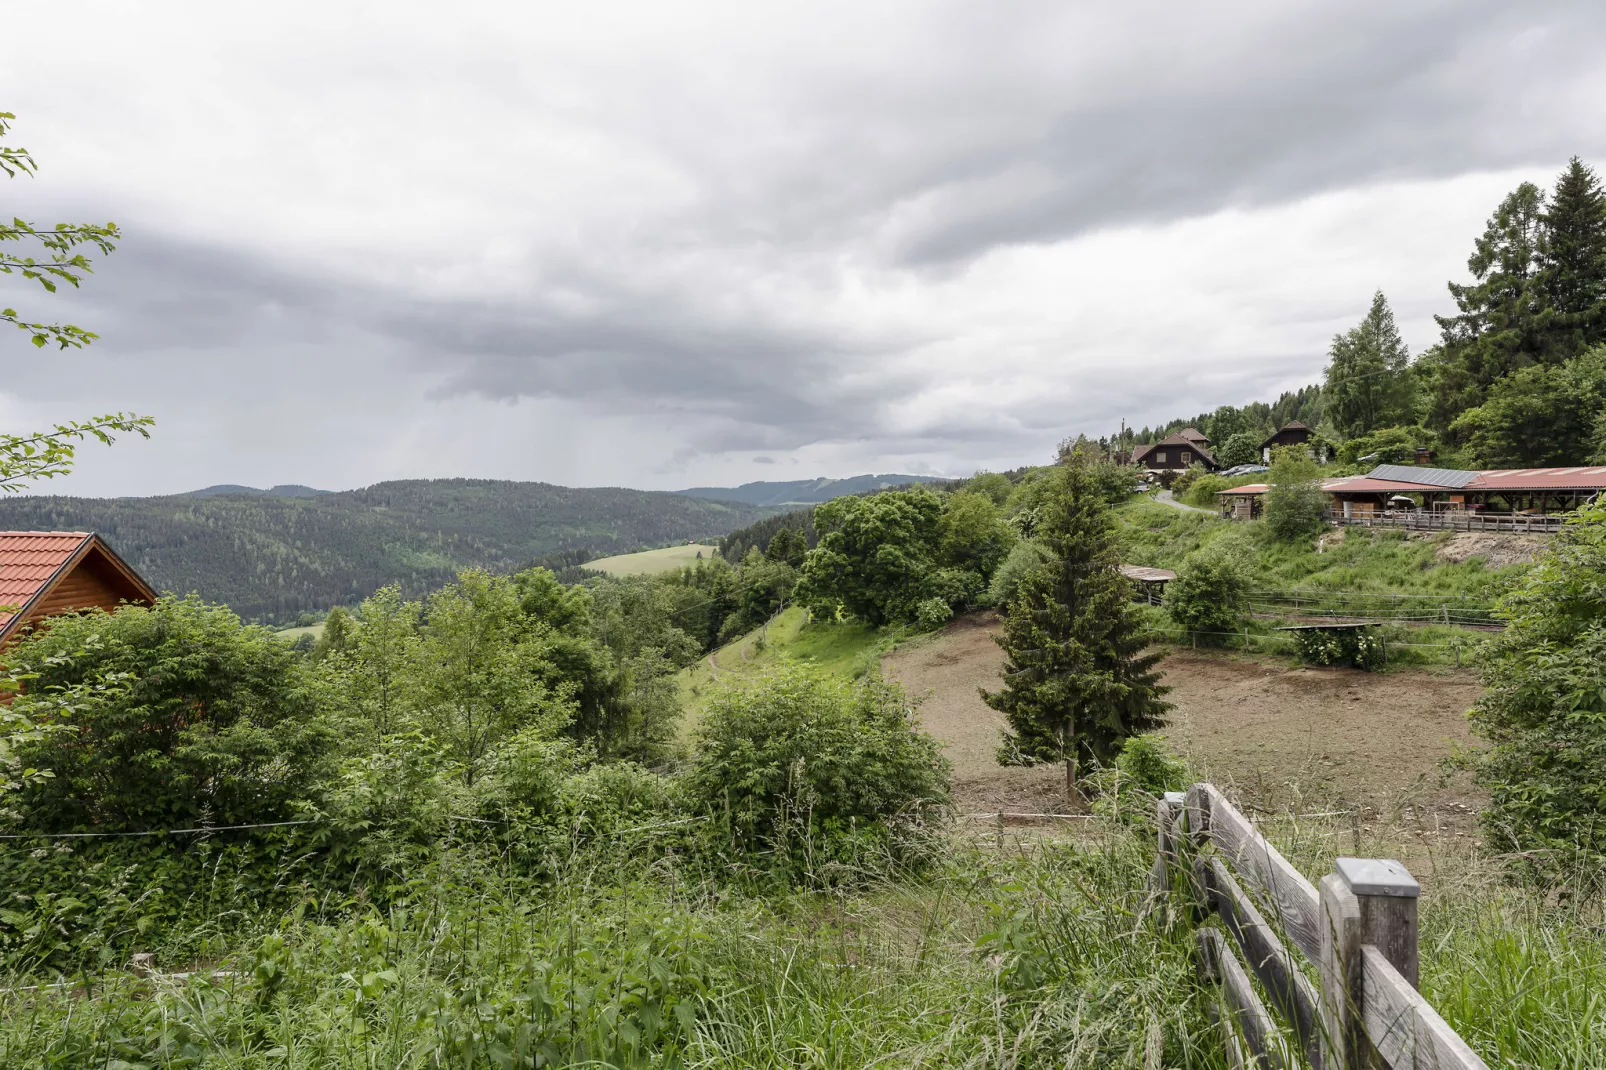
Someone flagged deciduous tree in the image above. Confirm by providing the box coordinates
[1,111,151,492]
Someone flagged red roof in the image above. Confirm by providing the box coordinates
[0,533,93,632]
[1469,467,1606,490]
[0,532,157,643]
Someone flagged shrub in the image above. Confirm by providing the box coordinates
[685,665,950,874]
[922,565,984,612]
[1263,448,1329,542]
[1170,463,1210,497]
[1467,504,1606,877]
[1217,430,1261,468]
[1292,626,1385,670]
[1178,473,1230,508]
[7,597,335,832]
[986,540,1052,607]
[914,596,954,631]
[1164,544,1251,641]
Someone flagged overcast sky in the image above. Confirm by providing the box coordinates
[5,1,1605,497]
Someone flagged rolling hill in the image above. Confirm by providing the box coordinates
[672,473,946,507]
[0,479,762,625]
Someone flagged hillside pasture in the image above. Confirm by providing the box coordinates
[272,622,325,642]
[584,543,721,576]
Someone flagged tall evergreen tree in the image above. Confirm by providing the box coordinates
[1324,291,1412,439]
[1538,157,1606,360]
[1429,182,1549,429]
[983,454,1170,803]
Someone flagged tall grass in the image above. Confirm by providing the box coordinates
[2,807,1599,1065]
[0,822,1223,1069]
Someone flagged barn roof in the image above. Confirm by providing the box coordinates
[1119,564,1176,583]
[0,532,157,643]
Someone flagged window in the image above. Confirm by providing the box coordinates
[1156,451,1167,464]
[1181,451,1192,464]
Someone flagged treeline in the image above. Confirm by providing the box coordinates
[0,478,763,624]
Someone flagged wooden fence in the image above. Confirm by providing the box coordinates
[1152,783,1488,1069]
[1325,511,1565,534]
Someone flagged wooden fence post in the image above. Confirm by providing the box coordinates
[1318,858,1421,1069]
[1339,858,1420,987]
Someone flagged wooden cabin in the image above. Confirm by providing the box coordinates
[0,532,157,648]
[1131,428,1218,474]
[1259,421,1329,463]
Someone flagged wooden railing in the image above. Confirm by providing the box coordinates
[1152,784,1489,1069]
[1325,511,1566,534]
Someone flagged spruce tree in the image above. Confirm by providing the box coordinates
[1325,290,1412,439]
[1539,157,1606,360]
[1429,182,1548,429]
[983,454,1170,803]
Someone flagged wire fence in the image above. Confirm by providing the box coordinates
[1145,624,1477,664]
[1242,588,1503,629]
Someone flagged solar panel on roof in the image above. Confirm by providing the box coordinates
[1367,463,1478,489]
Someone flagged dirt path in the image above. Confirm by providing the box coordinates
[882,614,1485,832]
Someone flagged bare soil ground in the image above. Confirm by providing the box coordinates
[882,613,1486,838]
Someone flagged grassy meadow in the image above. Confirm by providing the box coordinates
[585,544,723,577]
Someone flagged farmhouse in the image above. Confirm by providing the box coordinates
[1130,428,1218,474]
[1217,464,1606,529]
[1259,421,1329,463]
[0,532,157,647]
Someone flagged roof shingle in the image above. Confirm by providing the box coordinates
[0,532,92,630]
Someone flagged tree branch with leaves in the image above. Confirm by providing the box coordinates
[1,110,153,492]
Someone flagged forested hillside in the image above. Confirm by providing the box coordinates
[0,479,761,623]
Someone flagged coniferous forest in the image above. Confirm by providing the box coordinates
[0,479,763,624]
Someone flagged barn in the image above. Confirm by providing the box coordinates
[0,532,158,647]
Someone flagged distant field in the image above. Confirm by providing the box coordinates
[583,544,720,576]
[273,623,325,642]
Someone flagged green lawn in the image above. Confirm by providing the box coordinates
[584,544,721,577]
[273,622,325,642]
[676,606,890,739]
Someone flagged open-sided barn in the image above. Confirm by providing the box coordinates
[1217,464,1606,530]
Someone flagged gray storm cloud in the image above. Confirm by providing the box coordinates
[3,0,1605,493]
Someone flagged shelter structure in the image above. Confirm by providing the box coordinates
[1217,464,1606,529]
[0,532,157,648]
[1130,428,1217,474]
[1119,564,1176,605]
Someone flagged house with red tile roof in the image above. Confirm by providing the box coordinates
[0,532,157,647]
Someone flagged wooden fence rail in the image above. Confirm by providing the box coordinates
[1154,784,1489,1070]
[1324,511,1565,534]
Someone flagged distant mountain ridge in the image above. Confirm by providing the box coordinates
[673,473,946,507]
[0,478,762,625]
[182,484,330,498]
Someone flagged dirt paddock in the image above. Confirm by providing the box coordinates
[882,612,1485,833]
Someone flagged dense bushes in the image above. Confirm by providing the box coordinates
[685,665,950,874]
[7,598,334,832]
[799,486,1015,628]
[1263,448,1329,542]
[1467,504,1606,878]
[1164,542,1251,640]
